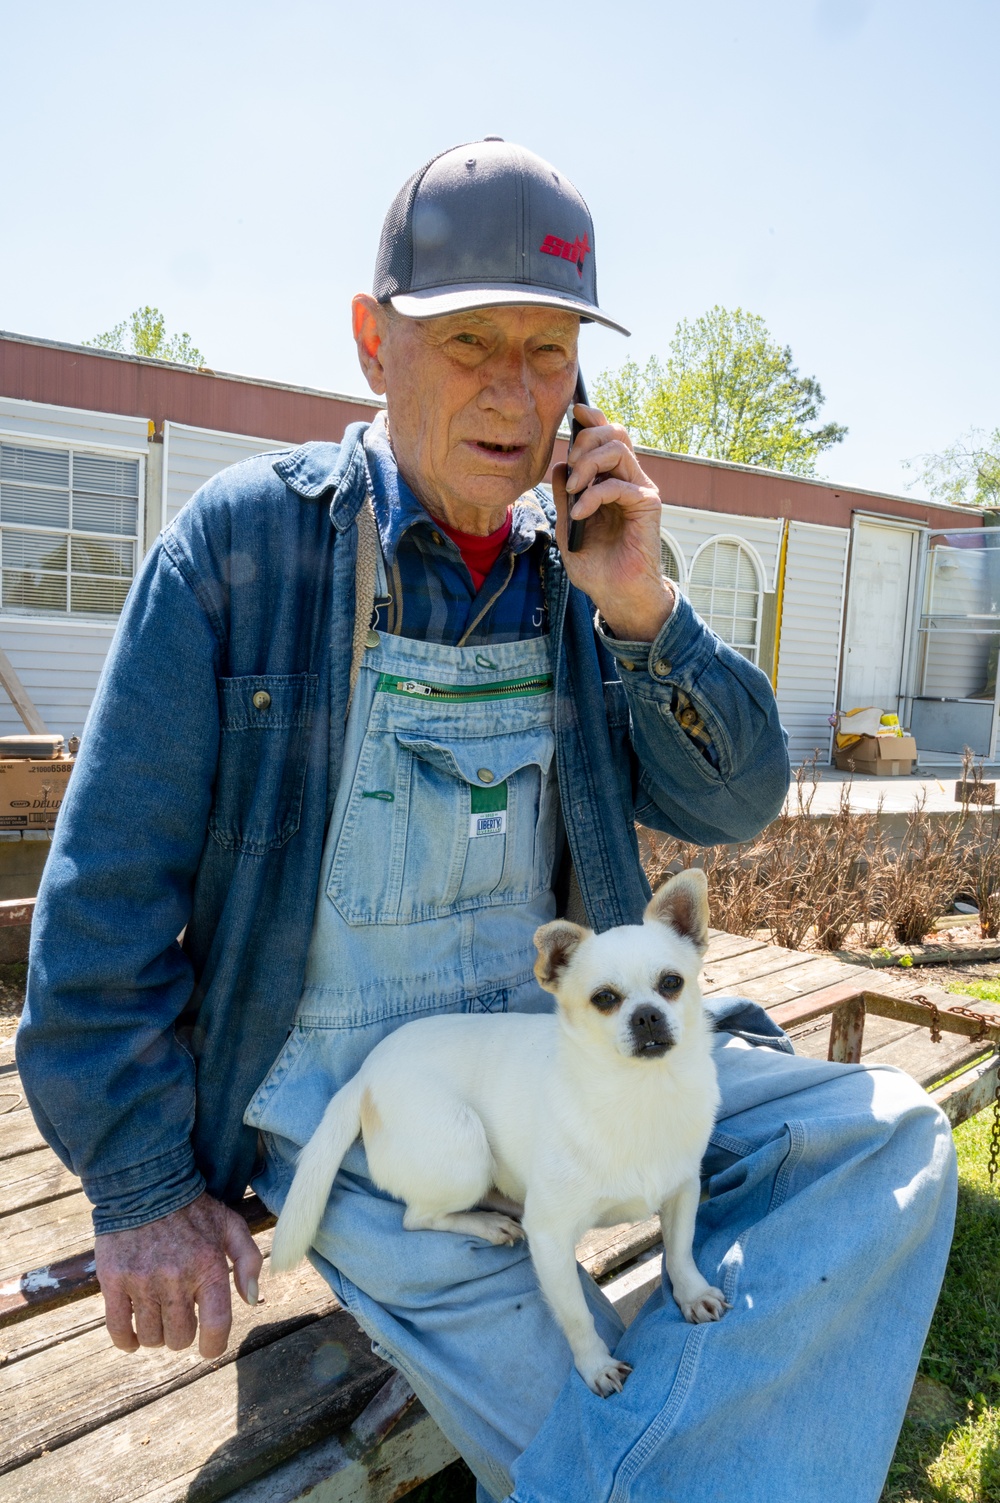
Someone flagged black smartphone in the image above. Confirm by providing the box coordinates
[567,369,589,553]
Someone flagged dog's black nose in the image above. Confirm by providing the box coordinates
[630,1006,674,1057]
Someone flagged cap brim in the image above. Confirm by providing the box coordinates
[389,284,630,336]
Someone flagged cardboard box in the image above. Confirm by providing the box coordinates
[0,757,75,829]
[834,734,917,777]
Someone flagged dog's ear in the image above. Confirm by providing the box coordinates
[644,869,709,953]
[533,920,589,992]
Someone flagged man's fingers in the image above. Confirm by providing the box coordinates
[566,438,636,494]
[132,1295,165,1348]
[195,1275,233,1359]
[223,1212,264,1306]
[159,1288,199,1351]
[569,477,648,521]
[102,1284,139,1352]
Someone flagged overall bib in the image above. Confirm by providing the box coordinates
[244,555,957,1503]
[246,618,560,1178]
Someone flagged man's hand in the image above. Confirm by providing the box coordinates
[553,403,675,643]
[95,1192,263,1358]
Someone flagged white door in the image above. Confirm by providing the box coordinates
[840,520,920,713]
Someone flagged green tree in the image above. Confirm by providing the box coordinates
[85,305,205,366]
[904,428,1000,508]
[593,306,847,476]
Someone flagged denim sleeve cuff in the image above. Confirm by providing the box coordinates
[594,588,715,687]
[84,1143,206,1235]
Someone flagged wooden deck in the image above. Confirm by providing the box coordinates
[1,931,998,1502]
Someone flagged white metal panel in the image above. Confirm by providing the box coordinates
[658,507,783,591]
[0,396,148,453]
[163,421,289,530]
[775,521,850,763]
[0,615,115,738]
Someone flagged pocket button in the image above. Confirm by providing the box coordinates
[252,690,272,710]
[477,768,495,783]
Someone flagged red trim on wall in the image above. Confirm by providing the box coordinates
[1,334,982,533]
[0,336,380,446]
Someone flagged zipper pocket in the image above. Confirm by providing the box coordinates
[376,673,553,703]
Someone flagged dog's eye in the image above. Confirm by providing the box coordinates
[656,973,684,998]
[590,987,623,1013]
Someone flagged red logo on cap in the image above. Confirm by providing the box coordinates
[539,232,590,277]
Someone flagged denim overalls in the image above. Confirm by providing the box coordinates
[246,595,559,1175]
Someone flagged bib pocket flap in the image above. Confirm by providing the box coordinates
[394,728,555,787]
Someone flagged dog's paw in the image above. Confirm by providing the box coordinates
[679,1286,731,1324]
[474,1212,525,1246]
[578,1353,633,1397]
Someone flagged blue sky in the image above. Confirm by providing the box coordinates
[2,0,996,498]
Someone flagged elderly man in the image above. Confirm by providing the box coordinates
[19,141,955,1503]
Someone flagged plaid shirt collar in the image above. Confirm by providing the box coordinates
[362,412,551,566]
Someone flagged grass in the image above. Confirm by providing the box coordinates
[880,1101,1000,1502]
[410,1091,1000,1503]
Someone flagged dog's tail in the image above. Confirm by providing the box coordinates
[271,1075,364,1272]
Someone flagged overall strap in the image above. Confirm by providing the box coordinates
[348,497,381,715]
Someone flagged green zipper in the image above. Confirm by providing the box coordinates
[376,673,553,703]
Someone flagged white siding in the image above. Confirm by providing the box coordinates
[658,507,783,590]
[0,399,149,739]
[0,396,148,455]
[775,521,850,763]
[163,421,289,529]
[0,616,115,739]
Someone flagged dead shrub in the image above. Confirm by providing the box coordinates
[643,763,887,951]
[881,793,963,946]
[642,762,967,952]
[956,750,1000,938]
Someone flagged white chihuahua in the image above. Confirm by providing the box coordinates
[272,868,728,1396]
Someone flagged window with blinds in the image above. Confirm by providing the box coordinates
[659,536,681,583]
[0,443,139,618]
[689,538,761,663]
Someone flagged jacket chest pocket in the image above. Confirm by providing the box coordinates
[209,673,318,855]
[327,726,557,925]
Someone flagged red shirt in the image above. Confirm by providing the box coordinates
[436,510,513,593]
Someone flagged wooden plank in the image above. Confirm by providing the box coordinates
[863,1028,990,1091]
[0,1255,340,1473]
[0,1191,94,1288]
[225,1400,458,1503]
[0,645,48,735]
[0,1307,387,1503]
[0,1106,47,1161]
[0,1145,78,1216]
[700,943,809,993]
[0,899,34,928]
[733,957,866,1008]
[576,1216,660,1280]
[702,932,768,966]
[787,1010,920,1063]
[933,1055,1000,1127]
[0,1288,108,1366]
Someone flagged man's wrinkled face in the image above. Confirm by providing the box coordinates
[353,296,579,527]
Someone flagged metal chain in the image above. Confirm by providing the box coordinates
[902,992,1000,1181]
[909,993,942,1043]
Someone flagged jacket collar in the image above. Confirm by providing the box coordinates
[272,422,370,531]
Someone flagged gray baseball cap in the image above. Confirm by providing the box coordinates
[373,138,629,336]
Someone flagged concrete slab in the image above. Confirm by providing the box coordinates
[788,768,982,816]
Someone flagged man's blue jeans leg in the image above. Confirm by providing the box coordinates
[274,1037,957,1503]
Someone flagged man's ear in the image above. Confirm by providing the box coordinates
[533,920,589,992]
[644,869,709,953]
[352,293,388,396]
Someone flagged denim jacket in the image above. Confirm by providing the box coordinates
[17,424,790,1234]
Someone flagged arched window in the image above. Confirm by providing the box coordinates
[689,538,762,663]
[659,533,682,583]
